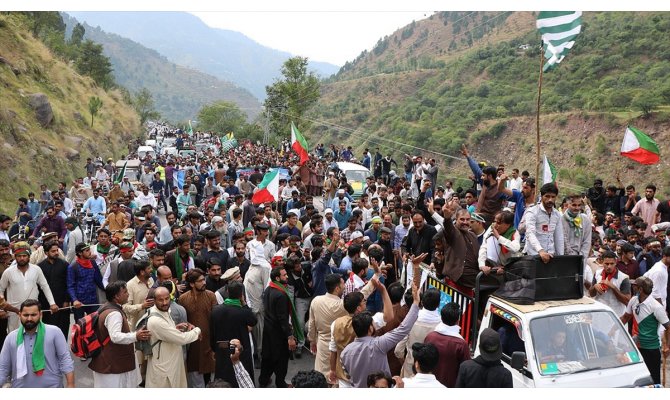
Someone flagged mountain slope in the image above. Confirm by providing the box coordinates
[61,13,261,122]
[0,13,141,211]
[66,11,340,100]
[309,11,670,194]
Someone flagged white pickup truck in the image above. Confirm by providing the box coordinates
[476,295,652,387]
[425,255,653,388]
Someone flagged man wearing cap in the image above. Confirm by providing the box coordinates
[0,242,59,331]
[364,216,383,243]
[29,232,65,265]
[244,222,274,359]
[329,189,351,212]
[67,243,104,321]
[319,208,335,232]
[621,276,670,385]
[456,328,512,388]
[103,241,135,287]
[214,267,243,304]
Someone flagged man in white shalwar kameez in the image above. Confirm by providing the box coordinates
[146,287,201,388]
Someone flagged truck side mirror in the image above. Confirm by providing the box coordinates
[511,351,526,371]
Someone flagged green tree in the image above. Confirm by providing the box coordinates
[88,96,103,127]
[133,88,161,125]
[70,23,85,46]
[197,101,247,135]
[264,56,320,140]
[76,40,114,90]
[632,92,661,118]
[23,11,65,38]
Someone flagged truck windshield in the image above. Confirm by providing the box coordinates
[530,311,640,375]
[345,170,369,182]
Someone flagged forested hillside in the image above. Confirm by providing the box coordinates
[61,14,262,122]
[310,12,670,194]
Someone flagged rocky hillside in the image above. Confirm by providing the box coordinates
[0,13,141,212]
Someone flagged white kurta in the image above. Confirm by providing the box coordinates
[0,264,56,330]
[145,306,201,388]
[93,311,142,388]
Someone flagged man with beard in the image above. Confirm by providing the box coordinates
[199,230,229,269]
[157,211,177,245]
[227,241,250,280]
[376,227,397,284]
[90,281,148,388]
[210,281,257,387]
[165,235,196,284]
[0,299,74,388]
[562,194,593,270]
[498,175,537,229]
[522,183,565,264]
[259,267,302,388]
[204,258,225,292]
[37,241,70,339]
[475,166,505,227]
[146,287,201,388]
[92,228,118,275]
[0,240,12,344]
[632,184,661,237]
[67,243,105,323]
[179,268,217,387]
[0,242,58,331]
[401,211,437,287]
[430,198,481,288]
[587,179,606,214]
[63,217,85,264]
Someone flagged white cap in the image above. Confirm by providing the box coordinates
[350,231,364,240]
[324,208,333,215]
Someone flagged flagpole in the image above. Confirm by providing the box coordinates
[535,41,544,184]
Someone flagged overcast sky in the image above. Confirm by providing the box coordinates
[191,11,433,66]
[15,0,667,67]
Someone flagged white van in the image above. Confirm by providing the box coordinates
[137,145,155,159]
[162,147,178,157]
[333,161,371,198]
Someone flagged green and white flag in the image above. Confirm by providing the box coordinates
[543,155,557,185]
[537,11,582,72]
[114,161,127,184]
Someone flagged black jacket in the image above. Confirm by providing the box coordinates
[455,355,513,388]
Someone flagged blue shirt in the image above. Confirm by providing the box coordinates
[27,200,40,219]
[83,196,106,216]
[334,209,352,230]
[509,189,526,228]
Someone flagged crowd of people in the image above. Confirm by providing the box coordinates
[0,128,669,389]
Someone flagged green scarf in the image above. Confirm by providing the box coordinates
[17,321,46,376]
[97,243,111,255]
[268,281,305,343]
[500,225,517,255]
[563,210,583,237]
[223,298,242,307]
[174,248,195,280]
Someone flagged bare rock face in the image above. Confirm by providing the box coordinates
[28,93,53,127]
[64,147,80,161]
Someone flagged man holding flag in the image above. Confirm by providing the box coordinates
[0,299,75,388]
